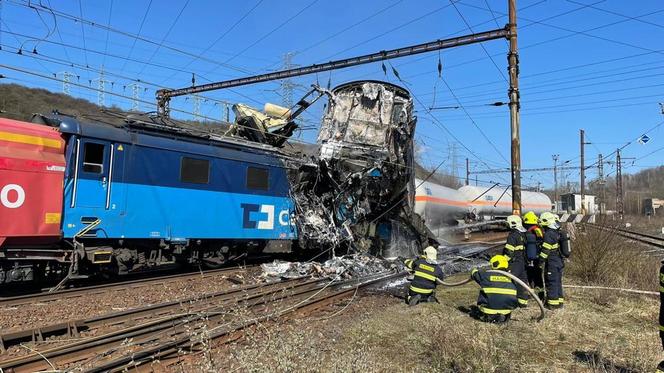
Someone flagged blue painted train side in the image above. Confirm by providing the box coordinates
[58,116,298,243]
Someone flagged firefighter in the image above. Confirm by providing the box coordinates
[538,212,568,309]
[404,246,445,306]
[471,254,518,323]
[523,211,545,300]
[503,215,529,307]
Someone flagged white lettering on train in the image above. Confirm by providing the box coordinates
[1,184,25,209]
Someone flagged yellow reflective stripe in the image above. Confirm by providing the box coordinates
[414,271,437,282]
[419,263,435,272]
[542,242,559,250]
[539,252,549,259]
[404,259,414,269]
[517,298,528,305]
[479,306,512,315]
[0,130,62,149]
[482,287,517,296]
[471,268,478,275]
[547,299,561,305]
[489,275,511,283]
[409,286,434,294]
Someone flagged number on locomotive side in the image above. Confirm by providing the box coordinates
[0,184,26,209]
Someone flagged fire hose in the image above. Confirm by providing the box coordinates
[437,270,546,321]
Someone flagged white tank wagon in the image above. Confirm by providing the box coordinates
[414,179,469,229]
[458,185,552,219]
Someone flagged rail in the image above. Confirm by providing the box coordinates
[0,271,405,372]
[0,265,256,308]
[583,223,664,249]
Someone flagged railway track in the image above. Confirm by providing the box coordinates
[0,265,255,308]
[0,270,405,373]
[584,223,664,249]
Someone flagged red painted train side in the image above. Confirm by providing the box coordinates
[0,118,65,247]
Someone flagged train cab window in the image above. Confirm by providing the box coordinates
[246,167,269,191]
[180,157,210,184]
[82,143,105,174]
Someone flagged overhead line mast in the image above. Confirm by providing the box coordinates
[156,0,523,212]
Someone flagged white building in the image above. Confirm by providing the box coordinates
[560,193,597,214]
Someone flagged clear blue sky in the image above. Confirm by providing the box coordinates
[1,0,663,189]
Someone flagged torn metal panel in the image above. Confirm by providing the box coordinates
[229,88,326,147]
[291,81,437,256]
[230,102,298,147]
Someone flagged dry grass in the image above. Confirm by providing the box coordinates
[567,223,660,291]
[192,281,659,373]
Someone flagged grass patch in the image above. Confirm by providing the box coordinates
[207,284,659,373]
[567,223,659,291]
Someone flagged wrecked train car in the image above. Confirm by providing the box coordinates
[292,81,436,257]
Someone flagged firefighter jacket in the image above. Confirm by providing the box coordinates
[539,229,563,265]
[504,230,526,263]
[405,257,445,295]
[471,268,518,315]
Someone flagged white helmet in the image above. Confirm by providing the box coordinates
[506,215,526,232]
[540,212,560,230]
[424,246,437,263]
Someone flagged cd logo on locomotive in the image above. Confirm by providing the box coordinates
[241,203,290,230]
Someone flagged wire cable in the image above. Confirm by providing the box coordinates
[119,0,153,73]
[136,0,191,76]
[219,0,321,66]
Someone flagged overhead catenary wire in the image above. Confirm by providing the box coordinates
[101,0,114,67]
[0,42,238,109]
[440,77,509,163]
[417,60,664,103]
[363,1,664,90]
[448,0,507,82]
[119,0,153,73]
[158,0,265,84]
[0,63,323,148]
[6,0,253,76]
[217,0,321,66]
[136,0,191,76]
[320,2,455,62]
[342,0,587,83]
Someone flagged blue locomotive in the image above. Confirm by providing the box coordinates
[0,112,300,283]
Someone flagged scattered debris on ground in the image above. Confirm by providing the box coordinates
[260,254,399,281]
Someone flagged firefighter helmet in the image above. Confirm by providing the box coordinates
[523,211,539,225]
[489,254,509,270]
[506,215,526,232]
[539,212,560,229]
[424,246,437,262]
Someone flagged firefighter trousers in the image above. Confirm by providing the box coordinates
[527,261,545,300]
[509,258,529,306]
[544,258,564,308]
